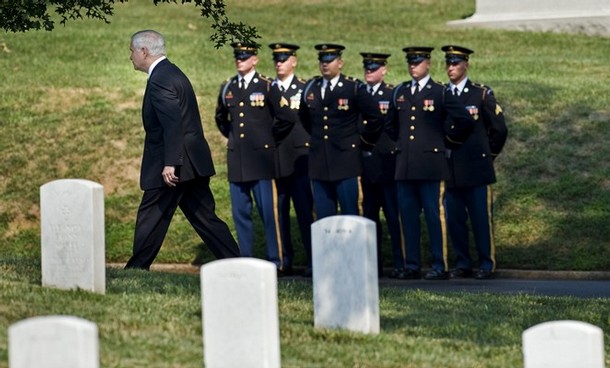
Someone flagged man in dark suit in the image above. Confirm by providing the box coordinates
[268,43,315,277]
[298,44,384,219]
[215,42,289,275]
[442,45,508,280]
[125,30,239,270]
[386,46,475,280]
[358,52,404,278]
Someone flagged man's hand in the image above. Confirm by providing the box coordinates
[162,166,179,187]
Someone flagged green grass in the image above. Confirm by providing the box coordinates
[0,260,609,368]
[0,1,609,364]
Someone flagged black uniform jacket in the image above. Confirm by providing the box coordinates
[140,59,215,190]
[215,72,277,182]
[386,78,475,181]
[446,80,508,188]
[361,81,396,184]
[269,76,310,178]
[298,74,384,181]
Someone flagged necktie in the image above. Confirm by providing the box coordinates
[280,85,285,92]
[323,82,331,99]
[239,79,245,90]
[411,82,419,96]
[453,86,459,96]
[368,87,375,96]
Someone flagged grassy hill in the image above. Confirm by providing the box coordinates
[1,0,609,270]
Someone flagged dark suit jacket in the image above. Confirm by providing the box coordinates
[298,74,383,181]
[361,81,397,184]
[270,76,310,178]
[386,78,475,181]
[140,58,215,190]
[446,79,508,188]
[215,72,276,182]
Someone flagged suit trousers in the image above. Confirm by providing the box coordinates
[126,176,240,270]
[445,184,496,272]
[397,180,448,272]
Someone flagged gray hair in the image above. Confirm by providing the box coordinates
[131,30,166,57]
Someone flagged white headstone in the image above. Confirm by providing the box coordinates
[40,179,105,294]
[201,258,281,368]
[311,215,379,334]
[447,0,610,36]
[522,320,605,368]
[9,315,99,368]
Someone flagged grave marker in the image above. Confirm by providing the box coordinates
[40,179,105,294]
[311,215,379,334]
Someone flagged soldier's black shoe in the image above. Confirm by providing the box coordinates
[389,268,405,279]
[396,268,421,280]
[450,268,474,279]
[277,267,294,278]
[301,267,312,278]
[424,269,449,280]
[475,269,494,279]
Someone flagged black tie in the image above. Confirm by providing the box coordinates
[453,86,459,96]
[369,87,375,96]
[239,79,245,90]
[412,82,419,96]
[280,85,285,92]
[323,82,331,99]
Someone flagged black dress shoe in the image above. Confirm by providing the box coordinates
[396,268,421,280]
[277,267,294,278]
[424,269,449,280]
[301,267,312,278]
[475,269,494,279]
[450,268,474,279]
[389,268,405,279]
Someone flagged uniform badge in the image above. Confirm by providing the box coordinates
[307,92,315,102]
[378,101,389,115]
[290,93,301,109]
[466,105,479,120]
[464,87,469,93]
[397,95,405,103]
[423,99,435,112]
[225,91,234,100]
[250,92,265,107]
[337,98,349,111]
[280,96,289,108]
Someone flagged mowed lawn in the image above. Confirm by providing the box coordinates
[0,0,609,367]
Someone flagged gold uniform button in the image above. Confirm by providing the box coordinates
[482,153,487,157]
[264,144,269,149]
[239,112,244,117]
[239,123,244,127]
[239,102,244,107]
[363,120,368,125]
[323,116,328,121]
[410,125,415,131]
[351,144,356,148]
[324,107,329,111]
[305,142,310,147]
[324,125,329,130]
[409,135,415,140]
[411,106,416,111]
[433,148,438,152]
[410,116,415,121]
[239,133,245,138]
[324,135,329,140]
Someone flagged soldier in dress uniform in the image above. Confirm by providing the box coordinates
[268,42,314,277]
[358,52,405,278]
[215,42,289,276]
[442,45,508,280]
[386,46,475,280]
[298,43,384,219]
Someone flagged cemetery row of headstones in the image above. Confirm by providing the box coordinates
[29,181,606,367]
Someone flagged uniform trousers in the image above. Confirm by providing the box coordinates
[397,180,448,272]
[276,173,314,269]
[445,184,495,272]
[362,180,404,272]
[229,179,286,270]
[126,176,240,270]
[311,177,362,219]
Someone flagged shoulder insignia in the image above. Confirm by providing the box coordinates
[433,80,444,87]
[258,73,272,82]
[296,76,307,84]
[384,83,395,90]
[495,104,503,115]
